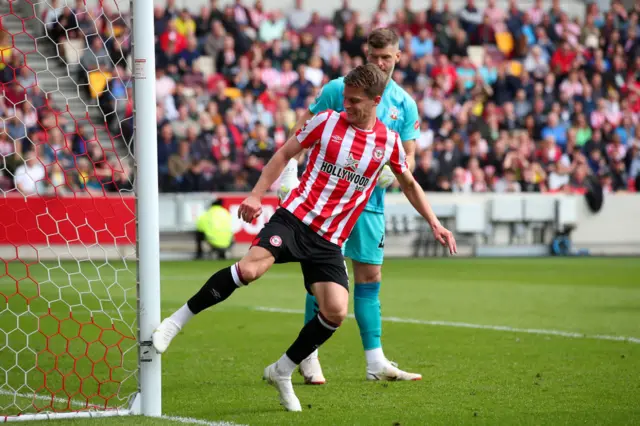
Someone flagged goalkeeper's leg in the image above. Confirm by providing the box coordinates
[349,212,421,381]
[300,212,422,383]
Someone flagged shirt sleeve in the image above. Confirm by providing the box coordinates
[295,111,331,148]
[399,97,421,142]
[389,132,409,175]
[309,78,343,114]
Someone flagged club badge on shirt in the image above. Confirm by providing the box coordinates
[389,106,399,120]
[373,148,384,161]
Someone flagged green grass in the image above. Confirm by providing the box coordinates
[1,258,640,425]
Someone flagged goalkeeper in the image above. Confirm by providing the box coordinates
[278,28,421,383]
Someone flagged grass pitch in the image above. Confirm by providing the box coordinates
[1,258,639,425]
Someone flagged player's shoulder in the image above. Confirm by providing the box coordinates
[386,79,418,110]
[322,77,346,93]
[314,109,341,119]
[307,109,341,127]
[332,76,346,86]
[375,119,401,140]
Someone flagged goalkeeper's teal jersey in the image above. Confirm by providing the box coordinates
[309,77,420,213]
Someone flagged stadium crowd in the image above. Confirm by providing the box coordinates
[0,0,133,195]
[1,0,640,196]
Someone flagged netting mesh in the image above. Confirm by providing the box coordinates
[0,0,138,417]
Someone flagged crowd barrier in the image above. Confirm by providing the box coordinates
[1,192,638,259]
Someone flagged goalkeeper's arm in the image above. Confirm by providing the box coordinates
[377,138,417,189]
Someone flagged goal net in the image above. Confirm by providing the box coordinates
[0,0,159,421]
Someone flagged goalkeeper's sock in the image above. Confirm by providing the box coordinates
[285,313,340,369]
[365,347,386,367]
[185,263,247,315]
[354,282,383,355]
[304,293,319,325]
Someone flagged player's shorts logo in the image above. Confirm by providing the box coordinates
[270,235,282,247]
[373,148,384,161]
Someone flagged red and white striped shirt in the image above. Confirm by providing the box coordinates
[281,110,408,247]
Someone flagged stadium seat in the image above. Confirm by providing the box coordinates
[557,196,578,230]
[159,195,179,230]
[522,196,557,243]
[413,204,457,257]
[455,202,487,252]
[489,196,524,244]
[455,203,487,235]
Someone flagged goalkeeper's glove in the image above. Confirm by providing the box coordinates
[277,159,300,202]
[376,165,396,189]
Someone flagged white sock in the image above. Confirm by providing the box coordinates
[365,348,386,368]
[275,353,297,377]
[307,348,319,360]
[170,303,195,329]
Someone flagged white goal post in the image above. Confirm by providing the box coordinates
[0,0,160,421]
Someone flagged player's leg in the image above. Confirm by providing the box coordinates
[298,228,359,385]
[300,287,324,383]
[264,258,349,411]
[152,209,293,354]
[152,245,275,353]
[349,211,422,381]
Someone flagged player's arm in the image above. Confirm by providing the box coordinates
[238,136,304,222]
[387,136,457,254]
[376,101,421,189]
[402,139,417,172]
[239,112,329,222]
[400,98,421,172]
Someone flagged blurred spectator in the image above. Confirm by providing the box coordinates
[246,122,275,163]
[3,0,640,199]
[14,149,45,195]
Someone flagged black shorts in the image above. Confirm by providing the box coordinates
[252,208,349,294]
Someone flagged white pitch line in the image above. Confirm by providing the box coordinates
[252,306,640,344]
[0,389,87,409]
[161,415,246,426]
[0,390,245,425]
